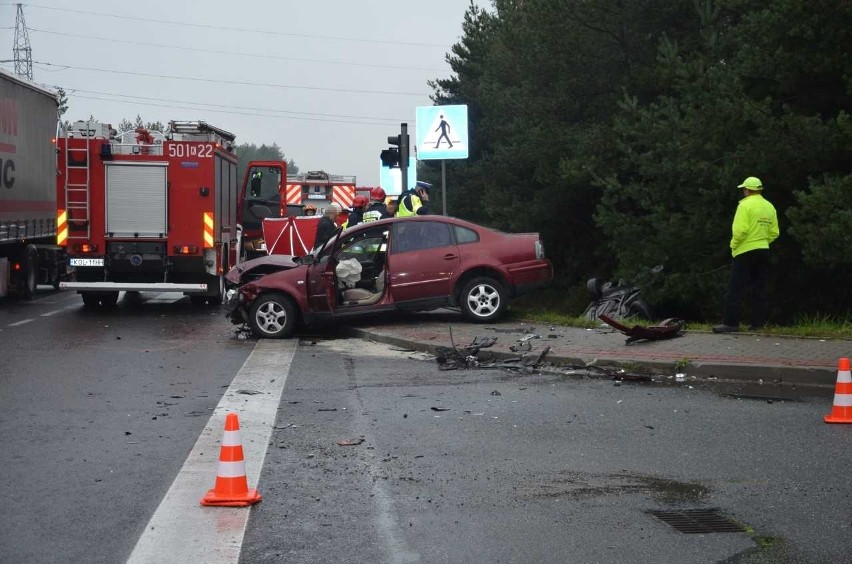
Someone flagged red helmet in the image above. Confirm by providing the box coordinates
[370,187,386,201]
[352,195,369,209]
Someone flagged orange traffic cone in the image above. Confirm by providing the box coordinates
[825,358,852,424]
[201,412,262,506]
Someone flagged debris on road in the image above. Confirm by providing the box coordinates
[434,329,553,373]
[430,407,450,412]
[435,331,497,370]
[236,389,263,395]
[336,438,365,446]
[598,314,684,344]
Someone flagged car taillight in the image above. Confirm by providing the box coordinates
[535,240,545,259]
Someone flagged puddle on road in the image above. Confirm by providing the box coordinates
[523,471,710,504]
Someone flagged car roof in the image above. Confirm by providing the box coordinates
[350,215,480,231]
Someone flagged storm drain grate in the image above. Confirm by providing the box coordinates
[648,509,746,534]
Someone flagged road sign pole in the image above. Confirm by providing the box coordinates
[441,160,447,216]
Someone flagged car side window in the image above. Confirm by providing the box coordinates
[337,228,387,261]
[453,225,479,244]
[392,221,453,253]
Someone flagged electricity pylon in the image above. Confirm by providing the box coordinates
[13,3,33,80]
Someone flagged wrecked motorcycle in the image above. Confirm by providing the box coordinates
[582,265,663,321]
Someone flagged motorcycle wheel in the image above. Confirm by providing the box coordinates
[628,299,654,320]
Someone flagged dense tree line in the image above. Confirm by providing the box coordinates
[422,0,852,322]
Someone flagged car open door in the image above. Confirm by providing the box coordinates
[305,229,342,315]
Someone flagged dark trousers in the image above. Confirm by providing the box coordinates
[723,249,769,327]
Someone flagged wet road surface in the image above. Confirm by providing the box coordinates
[2,291,848,563]
[241,338,847,564]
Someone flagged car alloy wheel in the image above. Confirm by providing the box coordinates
[249,292,297,338]
[461,276,506,322]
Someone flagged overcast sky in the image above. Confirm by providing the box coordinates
[1,1,485,185]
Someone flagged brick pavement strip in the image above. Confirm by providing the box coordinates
[340,313,851,388]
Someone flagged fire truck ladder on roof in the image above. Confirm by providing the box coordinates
[63,123,92,240]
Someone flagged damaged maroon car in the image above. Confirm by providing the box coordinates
[225,216,553,338]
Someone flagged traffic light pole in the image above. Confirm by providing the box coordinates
[399,123,408,194]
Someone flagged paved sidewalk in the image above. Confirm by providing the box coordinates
[340,310,851,387]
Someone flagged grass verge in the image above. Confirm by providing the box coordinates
[509,288,852,340]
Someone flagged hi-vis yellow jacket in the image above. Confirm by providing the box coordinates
[730,194,779,257]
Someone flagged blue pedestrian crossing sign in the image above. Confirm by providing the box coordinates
[416,105,468,160]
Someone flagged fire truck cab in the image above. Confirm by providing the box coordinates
[58,120,239,306]
[238,168,356,259]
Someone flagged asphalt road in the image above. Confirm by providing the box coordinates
[0,289,254,564]
[241,339,850,564]
[2,290,850,563]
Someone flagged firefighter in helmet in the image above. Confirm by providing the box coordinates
[361,187,392,223]
[343,195,370,229]
[396,181,431,217]
[303,203,317,216]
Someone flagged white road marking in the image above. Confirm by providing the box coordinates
[126,340,297,564]
[40,310,63,317]
[8,319,33,327]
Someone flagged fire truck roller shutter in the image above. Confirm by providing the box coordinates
[105,162,168,237]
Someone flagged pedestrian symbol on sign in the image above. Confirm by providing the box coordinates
[434,115,453,149]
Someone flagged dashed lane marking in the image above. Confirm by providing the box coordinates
[126,340,298,564]
[8,319,34,327]
[40,310,62,317]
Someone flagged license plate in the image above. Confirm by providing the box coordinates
[70,258,104,267]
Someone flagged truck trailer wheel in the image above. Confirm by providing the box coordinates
[16,246,38,300]
[81,293,100,308]
[101,292,119,308]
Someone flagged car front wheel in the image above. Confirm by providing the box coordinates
[248,292,297,338]
[460,276,506,322]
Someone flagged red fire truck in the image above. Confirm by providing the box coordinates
[57,120,240,306]
[238,169,356,258]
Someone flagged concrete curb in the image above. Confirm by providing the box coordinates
[341,326,837,389]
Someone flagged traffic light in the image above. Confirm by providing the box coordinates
[381,124,410,192]
[388,133,409,162]
[380,148,399,167]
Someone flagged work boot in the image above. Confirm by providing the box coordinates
[712,324,739,333]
